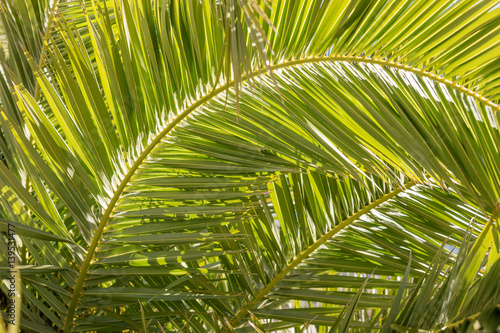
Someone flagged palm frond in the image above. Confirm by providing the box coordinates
[0,0,499,332]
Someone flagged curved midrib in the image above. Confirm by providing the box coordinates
[230,180,415,327]
[435,304,500,332]
[63,55,498,330]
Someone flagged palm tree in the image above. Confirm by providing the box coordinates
[0,0,500,331]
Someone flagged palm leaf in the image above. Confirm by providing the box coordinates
[0,0,499,332]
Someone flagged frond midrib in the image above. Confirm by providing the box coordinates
[434,304,500,332]
[229,180,416,328]
[63,55,498,331]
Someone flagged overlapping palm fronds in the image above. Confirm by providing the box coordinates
[0,0,499,332]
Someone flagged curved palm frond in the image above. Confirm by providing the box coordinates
[0,0,499,332]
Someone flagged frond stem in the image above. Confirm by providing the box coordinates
[229,180,415,328]
[433,304,500,332]
[64,54,496,331]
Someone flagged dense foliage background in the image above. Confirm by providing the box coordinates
[1,0,500,332]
